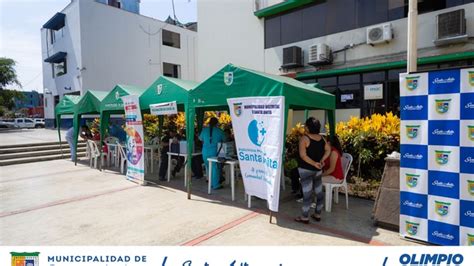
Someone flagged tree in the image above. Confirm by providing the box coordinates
[0,89,25,110]
[0,57,21,89]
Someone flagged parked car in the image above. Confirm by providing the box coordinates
[13,118,36,129]
[0,119,18,128]
[33,118,45,128]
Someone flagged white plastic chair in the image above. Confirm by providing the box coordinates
[104,136,119,167]
[87,140,105,169]
[118,144,128,174]
[323,152,353,212]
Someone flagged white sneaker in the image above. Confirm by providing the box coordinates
[311,203,317,209]
[296,198,303,203]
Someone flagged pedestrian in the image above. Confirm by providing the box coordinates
[294,117,331,223]
[199,117,225,190]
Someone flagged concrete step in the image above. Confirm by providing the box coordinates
[0,147,87,160]
[0,143,87,154]
[0,152,87,166]
[0,140,85,149]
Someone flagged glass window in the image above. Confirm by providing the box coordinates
[264,16,281,48]
[357,0,388,27]
[163,62,180,78]
[363,71,386,83]
[280,10,303,45]
[326,0,356,35]
[52,58,67,78]
[337,84,361,109]
[317,77,337,87]
[388,0,406,20]
[301,2,327,40]
[162,29,180,48]
[338,74,360,85]
[388,68,405,80]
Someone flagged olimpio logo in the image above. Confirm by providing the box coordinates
[403,104,424,111]
[406,125,420,139]
[399,253,463,265]
[468,233,474,246]
[432,231,455,240]
[435,99,451,114]
[435,150,451,165]
[468,126,474,141]
[403,153,423,160]
[405,221,419,236]
[432,129,454,136]
[432,77,456,84]
[115,91,120,100]
[432,180,455,189]
[406,173,419,188]
[464,157,474,164]
[405,76,420,91]
[435,200,451,216]
[469,71,474,86]
[465,210,474,218]
[403,200,423,208]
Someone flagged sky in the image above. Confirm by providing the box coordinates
[0,0,197,93]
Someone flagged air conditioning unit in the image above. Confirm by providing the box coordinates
[281,46,303,69]
[434,9,467,46]
[367,23,393,45]
[308,43,332,66]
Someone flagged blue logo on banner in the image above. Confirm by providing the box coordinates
[428,120,459,146]
[400,145,428,170]
[428,220,459,246]
[461,93,474,119]
[401,96,428,120]
[247,120,266,147]
[428,171,459,199]
[400,191,428,219]
[429,69,460,94]
[460,147,474,174]
[460,200,474,228]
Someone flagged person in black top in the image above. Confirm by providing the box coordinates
[158,128,183,181]
[294,117,331,223]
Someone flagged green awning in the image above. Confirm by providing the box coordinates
[140,76,198,110]
[254,0,314,18]
[55,95,81,116]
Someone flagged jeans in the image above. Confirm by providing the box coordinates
[298,167,324,218]
[191,155,204,178]
[66,137,75,161]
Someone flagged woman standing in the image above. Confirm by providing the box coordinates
[295,117,330,223]
[199,117,225,190]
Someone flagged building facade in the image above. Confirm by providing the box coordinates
[198,0,474,125]
[41,0,197,127]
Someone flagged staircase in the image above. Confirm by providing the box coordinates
[0,141,87,166]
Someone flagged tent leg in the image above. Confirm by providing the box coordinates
[269,211,273,224]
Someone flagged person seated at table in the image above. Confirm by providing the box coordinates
[191,130,204,179]
[199,117,225,190]
[322,135,344,184]
[158,128,184,181]
[80,125,93,140]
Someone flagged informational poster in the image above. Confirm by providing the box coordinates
[364,84,383,100]
[399,68,474,246]
[227,96,285,212]
[149,101,178,116]
[122,95,145,185]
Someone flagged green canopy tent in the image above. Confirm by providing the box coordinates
[99,84,146,145]
[54,95,82,157]
[72,90,108,165]
[185,63,336,198]
[140,76,199,137]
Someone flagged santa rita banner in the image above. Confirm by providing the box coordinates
[122,95,145,185]
[227,96,285,212]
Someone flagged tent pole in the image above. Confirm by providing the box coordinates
[328,110,336,142]
[186,104,196,200]
[73,114,80,166]
[57,114,63,158]
[304,109,309,120]
[269,211,273,224]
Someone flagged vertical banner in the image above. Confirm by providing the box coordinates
[122,95,145,185]
[227,96,285,212]
[400,68,474,246]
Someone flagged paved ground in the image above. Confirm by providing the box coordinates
[0,128,67,145]
[0,157,422,246]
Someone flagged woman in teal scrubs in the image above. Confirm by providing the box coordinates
[199,117,225,189]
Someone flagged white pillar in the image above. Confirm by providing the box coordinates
[407,0,418,73]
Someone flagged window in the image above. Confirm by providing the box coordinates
[108,0,121,9]
[52,58,67,78]
[263,0,471,48]
[50,29,56,44]
[163,62,180,78]
[338,84,361,109]
[162,29,181,48]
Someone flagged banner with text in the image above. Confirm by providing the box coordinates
[399,68,474,246]
[122,95,145,185]
[149,101,178,116]
[227,96,285,212]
